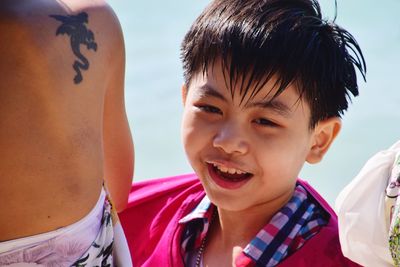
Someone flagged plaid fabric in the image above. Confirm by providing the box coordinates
[179,183,328,267]
[179,195,216,262]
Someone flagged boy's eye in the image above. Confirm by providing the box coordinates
[196,105,222,115]
[253,118,278,127]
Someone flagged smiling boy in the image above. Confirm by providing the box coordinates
[182,72,319,216]
[120,0,366,266]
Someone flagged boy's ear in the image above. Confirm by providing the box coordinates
[181,84,188,106]
[306,117,342,164]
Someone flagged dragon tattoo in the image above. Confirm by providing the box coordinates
[50,12,98,84]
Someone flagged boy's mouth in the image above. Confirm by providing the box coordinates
[207,162,253,189]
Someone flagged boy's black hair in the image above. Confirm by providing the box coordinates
[181,0,366,127]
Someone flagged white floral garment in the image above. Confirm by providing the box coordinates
[0,189,119,267]
[387,152,400,266]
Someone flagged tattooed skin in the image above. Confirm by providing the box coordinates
[50,12,98,84]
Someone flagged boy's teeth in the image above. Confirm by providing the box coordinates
[228,168,236,174]
[219,165,228,173]
[212,163,245,175]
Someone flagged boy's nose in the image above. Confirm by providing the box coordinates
[213,123,249,155]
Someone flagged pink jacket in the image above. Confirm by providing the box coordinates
[119,174,359,266]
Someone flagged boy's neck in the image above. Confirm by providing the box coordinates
[204,188,294,263]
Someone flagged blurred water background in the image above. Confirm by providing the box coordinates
[107,0,400,205]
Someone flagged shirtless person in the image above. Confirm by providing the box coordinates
[0,0,133,265]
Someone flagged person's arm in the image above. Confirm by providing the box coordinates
[103,5,134,212]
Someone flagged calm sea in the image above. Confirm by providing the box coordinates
[107,0,400,204]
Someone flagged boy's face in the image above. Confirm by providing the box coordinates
[181,63,339,212]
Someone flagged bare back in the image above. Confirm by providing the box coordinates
[0,0,133,241]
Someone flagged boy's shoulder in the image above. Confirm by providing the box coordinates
[119,174,205,267]
[280,224,360,266]
[280,179,360,266]
[120,173,205,230]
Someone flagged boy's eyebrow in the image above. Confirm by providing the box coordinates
[197,84,292,117]
[248,99,292,117]
[197,85,227,101]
